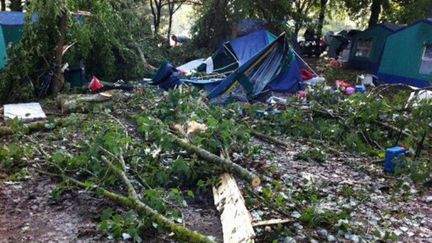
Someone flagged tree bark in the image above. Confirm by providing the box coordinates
[368,0,382,27]
[150,0,163,34]
[168,133,261,187]
[9,0,23,11]
[52,9,68,96]
[1,0,6,11]
[0,119,63,137]
[317,0,329,38]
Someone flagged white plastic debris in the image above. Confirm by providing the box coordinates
[3,102,47,121]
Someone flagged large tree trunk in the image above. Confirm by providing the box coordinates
[51,9,68,96]
[9,0,23,11]
[317,0,329,38]
[1,0,6,11]
[368,0,382,27]
[167,1,175,46]
[210,0,229,49]
[150,0,163,34]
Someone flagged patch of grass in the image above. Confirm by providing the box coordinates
[339,186,369,202]
[300,207,350,229]
[295,148,326,163]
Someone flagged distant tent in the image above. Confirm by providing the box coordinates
[327,30,349,58]
[377,19,432,87]
[0,11,25,46]
[208,33,303,102]
[338,29,361,62]
[0,11,25,70]
[348,24,402,71]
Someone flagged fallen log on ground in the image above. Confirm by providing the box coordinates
[213,173,255,243]
[250,131,291,148]
[0,119,62,137]
[168,133,261,187]
[58,93,114,113]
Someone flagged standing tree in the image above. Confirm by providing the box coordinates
[343,0,391,27]
[9,0,24,11]
[317,0,329,38]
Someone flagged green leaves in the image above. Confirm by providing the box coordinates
[99,209,146,242]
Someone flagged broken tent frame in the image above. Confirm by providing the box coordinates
[152,32,306,102]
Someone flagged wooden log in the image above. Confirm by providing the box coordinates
[213,173,255,243]
[0,119,62,137]
[169,134,261,187]
[252,219,292,227]
[58,93,114,113]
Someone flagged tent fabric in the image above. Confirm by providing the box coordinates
[208,33,303,101]
[0,12,25,26]
[151,62,181,90]
[229,30,276,65]
[328,35,348,58]
[377,19,432,87]
[209,30,277,74]
[348,24,402,72]
[177,59,205,74]
[0,12,25,46]
[0,25,6,70]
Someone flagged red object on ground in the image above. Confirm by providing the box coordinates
[330,60,342,68]
[88,76,104,92]
[337,80,353,88]
[300,69,314,81]
[298,90,307,100]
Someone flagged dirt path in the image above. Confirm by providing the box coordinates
[0,174,106,242]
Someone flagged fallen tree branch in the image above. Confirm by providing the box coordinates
[252,219,292,227]
[168,132,261,187]
[38,162,214,243]
[0,119,62,137]
[251,131,291,149]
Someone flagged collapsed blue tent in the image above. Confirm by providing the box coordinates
[208,33,303,101]
[152,31,305,101]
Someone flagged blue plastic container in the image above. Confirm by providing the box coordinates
[384,146,406,173]
[355,85,367,93]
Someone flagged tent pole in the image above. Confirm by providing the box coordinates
[292,48,319,76]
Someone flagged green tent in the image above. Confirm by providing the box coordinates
[328,32,348,58]
[349,24,402,71]
[377,19,432,87]
[2,25,24,45]
[0,26,6,70]
[0,12,25,70]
